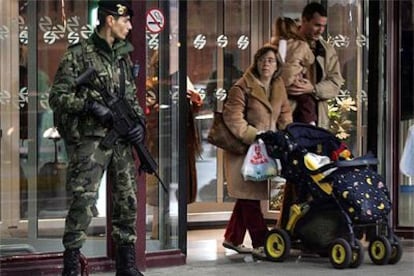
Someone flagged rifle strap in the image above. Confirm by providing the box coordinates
[119,58,126,98]
[219,84,248,117]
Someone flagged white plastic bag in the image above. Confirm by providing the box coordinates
[241,139,278,181]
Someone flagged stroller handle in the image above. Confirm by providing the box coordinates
[336,155,378,168]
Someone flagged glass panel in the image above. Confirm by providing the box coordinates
[187,0,252,205]
[145,1,160,244]
[36,1,72,222]
[398,0,414,227]
[1,0,106,258]
[145,0,179,251]
[219,1,251,202]
[189,0,220,203]
[1,0,25,244]
[270,0,308,19]
[326,1,368,156]
[35,1,108,256]
[272,1,368,156]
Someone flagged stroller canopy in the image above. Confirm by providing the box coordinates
[285,123,346,159]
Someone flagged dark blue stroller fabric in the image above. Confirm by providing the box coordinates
[285,123,343,156]
[325,166,391,223]
[259,123,391,223]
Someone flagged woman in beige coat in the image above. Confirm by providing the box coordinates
[222,45,292,259]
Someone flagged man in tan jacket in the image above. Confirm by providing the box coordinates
[276,2,345,230]
[288,2,344,129]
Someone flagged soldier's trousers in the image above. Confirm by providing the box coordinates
[62,137,138,249]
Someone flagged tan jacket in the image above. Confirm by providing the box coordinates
[313,39,345,129]
[282,39,315,86]
[222,71,292,200]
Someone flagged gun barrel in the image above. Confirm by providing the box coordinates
[134,143,167,192]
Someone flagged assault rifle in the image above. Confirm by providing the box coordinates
[75,67,167,193]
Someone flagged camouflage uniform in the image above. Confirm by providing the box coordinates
[49,31,142,249]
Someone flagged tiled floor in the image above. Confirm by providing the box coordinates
[186,228,253,263]
[91,228,414,276]
[186,227,414,263]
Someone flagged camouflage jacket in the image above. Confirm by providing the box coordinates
[49,31,143,143]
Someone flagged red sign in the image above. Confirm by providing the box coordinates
[146,8,165,34]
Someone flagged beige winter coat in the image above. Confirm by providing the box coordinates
[313,38,345,129]
[222,71,292,200]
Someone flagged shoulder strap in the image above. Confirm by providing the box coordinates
[218,82,248,116]
[234,84,248,117]
[69,40,93,74]
[119,58,126,98]
[77,39,128,99]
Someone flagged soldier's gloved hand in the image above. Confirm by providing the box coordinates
[125,123,145,144]
[84,100,113,126]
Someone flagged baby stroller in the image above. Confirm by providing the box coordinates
[258,123,403,269]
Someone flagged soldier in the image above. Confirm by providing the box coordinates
[49,1,144,275]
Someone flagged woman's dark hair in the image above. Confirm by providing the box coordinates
[302,2,327,21]
[250,44,282,80]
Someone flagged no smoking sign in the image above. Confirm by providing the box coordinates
[146,8,165,34]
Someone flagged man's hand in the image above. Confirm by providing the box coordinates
[124,123,145,144]
[85,100,113,126]
[287,78,314,96]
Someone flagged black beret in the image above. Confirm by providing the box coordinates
[98,0,133,17]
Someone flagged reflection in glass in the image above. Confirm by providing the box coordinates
[0,0,107,258]
[398,0,414,227]
[186,0,252,205]
[145,1,180,252]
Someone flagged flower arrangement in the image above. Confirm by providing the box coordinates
[328,95,357,140]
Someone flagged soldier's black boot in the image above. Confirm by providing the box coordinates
[115,244,144,276]
[62,248,80,276]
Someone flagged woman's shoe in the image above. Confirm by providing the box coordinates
[222,240,252,254]
[252,246,267,260]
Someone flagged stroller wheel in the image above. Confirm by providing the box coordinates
[264,228,291,262]
[329,238,352,269]
[388,234,403,265]
[368,236,391,265]
[349,239,364,268]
